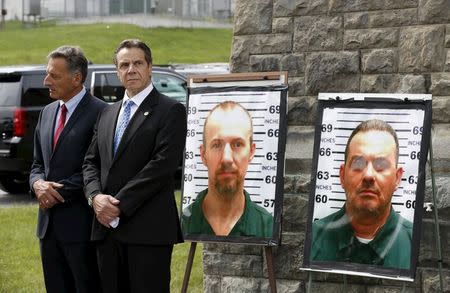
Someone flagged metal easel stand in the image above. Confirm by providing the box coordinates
[428,138,444,292]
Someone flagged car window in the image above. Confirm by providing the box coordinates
[91,71,187,104]
[0,75,21,106]
[152,73,187,104]
[91,72,124,103]
[21,74,53,107]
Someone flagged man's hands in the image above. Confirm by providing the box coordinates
[33,179,64,209]
[92,194,121,228]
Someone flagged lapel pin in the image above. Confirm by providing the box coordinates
[144,111,150,116]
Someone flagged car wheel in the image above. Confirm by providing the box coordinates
[0,175,29,194]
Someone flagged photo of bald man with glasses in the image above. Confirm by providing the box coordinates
[311,119,413,269]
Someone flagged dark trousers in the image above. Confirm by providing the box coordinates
[40,225,99,293]
[96,235,173,293]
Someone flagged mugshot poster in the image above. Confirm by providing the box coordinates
[180,85,287,245]
[302,93,432,281]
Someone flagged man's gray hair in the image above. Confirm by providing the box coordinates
[47,46,88,83]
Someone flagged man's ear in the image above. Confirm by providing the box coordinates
[200,144,207,166]
[339,164,346,189]
[395,167,404,187]
[248,143,256,162]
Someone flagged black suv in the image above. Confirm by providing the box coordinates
[0,64,187,193]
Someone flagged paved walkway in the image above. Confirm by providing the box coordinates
[59,14,233,29]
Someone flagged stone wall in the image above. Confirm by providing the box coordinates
[202,0,450,292]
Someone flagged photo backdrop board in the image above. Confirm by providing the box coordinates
[180,72,288,245]
[302,93,432,281]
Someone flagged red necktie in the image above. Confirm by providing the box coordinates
[53,104,67,149]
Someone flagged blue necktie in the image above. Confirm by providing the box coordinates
[114,100,133,154]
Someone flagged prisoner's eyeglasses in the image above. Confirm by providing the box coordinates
[349,156,392,172]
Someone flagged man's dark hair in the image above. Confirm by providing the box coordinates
[48,46,88,83]
[203,101,253,146]
[113,39,152,66]
[344,119,400,164]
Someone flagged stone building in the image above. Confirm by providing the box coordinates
[201,0,450,292]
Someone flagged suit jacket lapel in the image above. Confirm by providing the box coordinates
[113,90,159,161]
[106,101,122,161]
[45,102,59,157]
[52,92,91,152]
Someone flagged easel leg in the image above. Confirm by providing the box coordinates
[306,271,312,293]
[429,139,445,292]
[401,282,406,293]
[264,246,277,293]
[181,242,197,293]
[342,275,347,293]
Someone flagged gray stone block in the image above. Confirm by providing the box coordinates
[273,0,308,17]
[344,28,398,49]
[418,0,450,24]
[263,240,306,279]
[305,51,360,94]
[250,34,293,55]
[273,17,293,33]
[371,9,417,27]
[288,77,305,96]
[282,194,309,232]
[204,275,221,293]
[360,74,400,93]
[430,124,450,160]
[308,282,366,293]
[230,36,251,73]
[418,219,450,266]
[446,25,450,47]
[424,176,450,211]
[294,16,343,51]
[421,268,450,293]
[284,174,311,194]
[281,54,305,77]
[261,279,305,293]
[399,26,446,73]
[250,54,281,72]
[362,49,397,74]
[366,286,416,293]
[286,126,315,160]
[344,12,369,29]
[330,0,417,13]
[308,0,329,15]
[398,74,426,93]
[430,73,450,96]
[446,50,450,72]
[285,158,313,175]
[432,96,450,123]
[204,243,263,255]
[287,96,317,125]
[234,0,272,35]
[221,276,261,292]
[203,252,264,277]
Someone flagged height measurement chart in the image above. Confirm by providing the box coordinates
[314,107,424,222]
[183,91,281,215]
[180,79,288,245]
[303,93,432,281]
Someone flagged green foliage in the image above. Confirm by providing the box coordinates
[0,21,232,65]
[0,195,203,291]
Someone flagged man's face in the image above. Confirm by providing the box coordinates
[44,57,81,102]
[340,130,403,219]
[116,47,152,97]
[201,107,256,197]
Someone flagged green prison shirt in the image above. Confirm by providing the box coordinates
[181,189,273,237]
[311,206,412,269]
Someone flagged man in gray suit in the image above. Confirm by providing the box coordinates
[30,46,106,293]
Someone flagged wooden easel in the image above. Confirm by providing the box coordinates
[181,242,278,293]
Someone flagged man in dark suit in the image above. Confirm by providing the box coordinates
[30,46,106,292]
[83,39,187,292]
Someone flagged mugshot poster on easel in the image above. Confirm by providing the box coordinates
[180,72,288,245]
[302,93,432,281]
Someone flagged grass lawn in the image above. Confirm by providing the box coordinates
[0,192,203,292]
[0,21,232,65]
